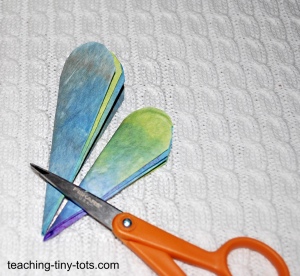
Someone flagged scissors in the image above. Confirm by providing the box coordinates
[31,164,290,276]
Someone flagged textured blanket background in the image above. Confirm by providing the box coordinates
[0,0,299,275]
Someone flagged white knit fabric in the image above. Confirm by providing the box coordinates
[0,0,299,275]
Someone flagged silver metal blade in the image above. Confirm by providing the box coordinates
[30,163,122,230]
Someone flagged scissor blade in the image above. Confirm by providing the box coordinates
[30,164,121,231]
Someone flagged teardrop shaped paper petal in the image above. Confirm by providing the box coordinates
[44,107,173,240]
[42,42,124,234]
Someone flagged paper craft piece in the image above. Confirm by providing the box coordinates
[44,107,173,240]
[42,42,125,235]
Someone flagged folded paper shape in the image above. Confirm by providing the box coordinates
[44,107,173,240]
[42,42,124,234]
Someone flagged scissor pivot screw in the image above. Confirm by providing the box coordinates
[123,218,132,228]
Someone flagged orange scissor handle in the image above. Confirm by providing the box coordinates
[112,213,290,276]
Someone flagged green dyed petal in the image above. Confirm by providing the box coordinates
[44,107,173,240]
